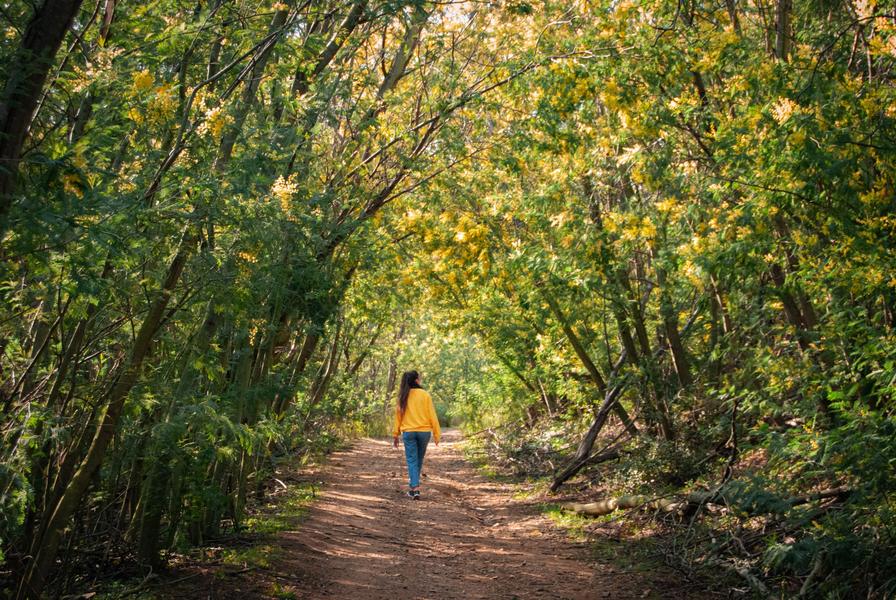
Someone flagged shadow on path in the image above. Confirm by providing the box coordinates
[162,429,693,599]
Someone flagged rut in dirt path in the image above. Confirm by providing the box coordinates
[255,429,683,600]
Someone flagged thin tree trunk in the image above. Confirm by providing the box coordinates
[550,352,629,492]
[614,306,674,439]
[19,227,195,599]
[308,318,343,409]
[290,0,368,98]
[67,90,93,144]
[770,263,812,352]
[348,326,382,375]
[551,302,702,491]
[725,0,742,34]
[542,289,637,435]
[619,270,652,356]
[213,9,289,173]
[659,292,693,388]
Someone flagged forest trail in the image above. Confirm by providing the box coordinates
[163,430,694,599]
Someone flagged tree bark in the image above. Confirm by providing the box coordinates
[551,302,701,491]
[291,0,368,98]
[775,0,792,61]
[308,317,343,409]
[0,0,84,232]
[550,361,629,492]
[724,0,742,34]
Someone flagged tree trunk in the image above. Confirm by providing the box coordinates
[550,365,629,492]
[308,318,343,409]
[67,90,93,144]
[660,293,693,388]
[290,0,368,98]
[134,446,171,568]
[551,301,702,491]
[0,0,84,232]
[725,0,742,34]
[770,263,812,352]
[775,0,792,61]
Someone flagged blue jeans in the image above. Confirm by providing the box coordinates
[402,431,431,488]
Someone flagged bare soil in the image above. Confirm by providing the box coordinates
[158,430,699,599]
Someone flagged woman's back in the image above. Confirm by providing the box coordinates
[394,388,440,440]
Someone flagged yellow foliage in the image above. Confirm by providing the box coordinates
[854,0,875,20]
[148,84,177,121]
[238,251,258,264]
[682,259,704,289]
[549,212,569,228]
[272,175,299,214]
[132,70,154,94]
[655,197,678,214]
[404,209,423,227]
[63,174,83,198]
[601,79,621,111]
[772,98,800,125]
[201,106,232,143]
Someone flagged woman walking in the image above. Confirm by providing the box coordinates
[393,370,441,499]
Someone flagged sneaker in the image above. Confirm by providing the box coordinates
[412,490,421,500]
[406,490,415,499]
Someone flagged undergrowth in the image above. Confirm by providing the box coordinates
[465,407,896,599]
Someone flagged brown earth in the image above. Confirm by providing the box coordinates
[158,430,701,599]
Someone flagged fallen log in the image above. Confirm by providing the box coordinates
[561,486,851,518]
[561,495,685,517]
[684,485,852,514]
[786,486,851,508]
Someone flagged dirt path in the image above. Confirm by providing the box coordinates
[164,430,691,599]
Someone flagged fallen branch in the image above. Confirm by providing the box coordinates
[465,420,524,438]
[685,485,852,514]
[549,358,628,492]
[786,486,851,508]
[550,301,702,492]
[702,557,770,598]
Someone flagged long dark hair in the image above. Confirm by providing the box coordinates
[398,370,422,415]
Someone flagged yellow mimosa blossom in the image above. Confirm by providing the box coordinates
[772,98,799,124]
[272,175,299,213]
[132,70,154,93]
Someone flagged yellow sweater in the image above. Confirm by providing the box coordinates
[393,388,441,443]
